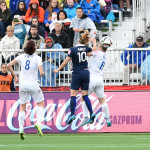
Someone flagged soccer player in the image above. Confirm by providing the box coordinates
[80,36,112,127]
[7,41,44,140]
[53,30,95,124]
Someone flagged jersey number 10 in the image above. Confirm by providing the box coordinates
[77,52,86,63]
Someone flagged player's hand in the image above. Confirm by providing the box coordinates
[53,69,59,74]
[14,76,19,84]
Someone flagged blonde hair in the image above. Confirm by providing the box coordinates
[79,30,90,45]
[6,26,14,31]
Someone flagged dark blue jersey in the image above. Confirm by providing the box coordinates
[68,45,92,71]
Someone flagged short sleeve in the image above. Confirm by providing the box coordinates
[86,47,92,53]
[38,56,43,66]
[15,55,21,63]
[68,48,72,58]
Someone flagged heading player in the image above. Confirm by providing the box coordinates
[7,41,45,140]
[80,36,113,127]
[53,30,95,124]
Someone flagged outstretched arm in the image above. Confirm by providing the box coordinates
[53,57,71,73]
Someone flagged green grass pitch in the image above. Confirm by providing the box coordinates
[0,133,150,150]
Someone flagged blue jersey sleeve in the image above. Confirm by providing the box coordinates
[86,46,92,53]
[68,48,73,58]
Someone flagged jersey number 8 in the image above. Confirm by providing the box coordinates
[25,60,30,70]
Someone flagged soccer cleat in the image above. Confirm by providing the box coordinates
[79,117,90,127]
[107,121,112,127]
[19,131,25,140]
[67,115,75,124]
[88,113,96,124]
[34,124,43,137]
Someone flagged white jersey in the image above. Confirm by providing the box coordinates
[15,53,42,85]
[89,50,106,76]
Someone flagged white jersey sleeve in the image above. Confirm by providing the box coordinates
[15,54,43,85]
[89,51,106,76]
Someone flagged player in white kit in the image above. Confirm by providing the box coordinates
[80,36,112,127]
[7,41,44,140]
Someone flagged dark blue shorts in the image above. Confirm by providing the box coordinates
[71,70,90,90]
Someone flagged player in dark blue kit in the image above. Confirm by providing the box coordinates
[53,30,95,124]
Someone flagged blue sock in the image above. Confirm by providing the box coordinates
[83,95,93,116]
[70,96,76,116]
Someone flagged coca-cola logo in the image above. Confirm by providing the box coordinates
[7,93,113,132]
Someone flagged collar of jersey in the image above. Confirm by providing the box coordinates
[76,44,85,46]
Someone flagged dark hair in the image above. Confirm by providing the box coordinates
[30,24,38,30]
[1,63,7,67]
[76,7,83,11]
[24,41,36,55]
[57,10,67,20]
[29,3,39,16]
[18,1,27,13]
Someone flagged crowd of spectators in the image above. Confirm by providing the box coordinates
[0,0,134,88]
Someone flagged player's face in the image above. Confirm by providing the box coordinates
[59,12,65,20]
[7,29,14,37]
[136,41,144,47]
[30,28,38,36]
[1,64,7,74]
[76,9,83,18]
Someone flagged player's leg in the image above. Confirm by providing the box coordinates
[32,85,44,137]
[67,72,80,124]
[81,71,95,124]
[19,86,30,140]
[67,89,78,124]
[94,77,111,127]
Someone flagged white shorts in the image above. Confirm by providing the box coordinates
[88,76,104,98]
[19,83,44,104]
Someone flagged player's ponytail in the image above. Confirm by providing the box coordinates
[79,30,90,45]
[24,40,36,55]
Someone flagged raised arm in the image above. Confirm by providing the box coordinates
[53,57,71,74]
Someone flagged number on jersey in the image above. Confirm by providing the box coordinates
[25,60,30,70]
[99,62,105,70]
[77,52,86,63]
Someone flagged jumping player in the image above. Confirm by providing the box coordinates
[53,30,95,124]
[7,41,45,140]
[80,36,112,127]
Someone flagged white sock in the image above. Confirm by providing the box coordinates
[18,111,25,132]
[81,101,89,118]
[127,8,131,12]
[37,107,44,127]
[101,103,110,120]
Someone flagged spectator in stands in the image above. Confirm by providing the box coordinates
[12,0,27,24]
[1,25,20,63]
[0,63,16,91]
[38,36,63,87]
[48,21,71,48]
[0,0,11,38]
[28,17,46,38]
[49,10,74,46]
[70,7,97,48]
[25,0,45,24]
[39,0,50,10]
[64,0,80,20]
[80,0,104,24]
[12,15,27,48]
[121,36,150,85]
[119,0,131,17]
[23,24,45,49]
[44,0,62,31]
